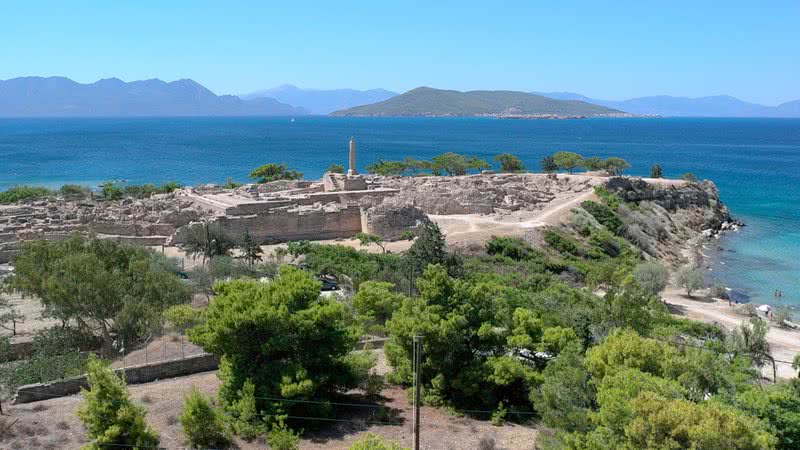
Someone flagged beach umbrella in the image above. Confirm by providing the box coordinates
[757,304,773,313]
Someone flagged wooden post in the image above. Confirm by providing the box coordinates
[413,335,423,450]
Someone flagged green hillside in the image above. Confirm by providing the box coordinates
[330,87,624,116]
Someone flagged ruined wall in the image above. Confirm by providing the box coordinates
[174,203,365,244]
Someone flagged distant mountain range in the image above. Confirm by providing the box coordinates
[0,77,307,117]
[2,76,797,118]
[331,87,622,117]
[534,92,800,118]
[242,84,397,115]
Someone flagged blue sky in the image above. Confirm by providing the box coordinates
[1,0,798,104]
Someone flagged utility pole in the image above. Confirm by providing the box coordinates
[413,335,423,450]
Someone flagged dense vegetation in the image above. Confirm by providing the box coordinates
[0,181,182,204]
[366,152,491,177]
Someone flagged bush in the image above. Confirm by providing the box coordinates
[710,281,728,299]
[623,224,657,256]
[569,208,601,236]
[267,421,301,450]
[0,186,53,204]
[581,201,623,234]
[633,262,669,296]
[349,433,406,450]
[540,155,558,173]
[681,172,699,183]
[544,229,582,256]
[650,164,663,178]
[77,358,159,449]
[59,184,91,199]
[485,236,534,260]
[231,379,263,439]
[179,387,231,449]
[494,153,525,172]
[592,186,621,210]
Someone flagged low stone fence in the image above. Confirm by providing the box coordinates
[13,353,220,404]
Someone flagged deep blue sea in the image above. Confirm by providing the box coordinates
[1,116,799,311]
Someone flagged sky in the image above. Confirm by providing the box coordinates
[1,0,798,105]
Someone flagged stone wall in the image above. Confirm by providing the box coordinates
[12,353,220,404]
[174,203,366,245]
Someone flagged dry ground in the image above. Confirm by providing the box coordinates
[2,370,538,450]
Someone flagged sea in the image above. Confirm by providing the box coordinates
[1,116,799,312]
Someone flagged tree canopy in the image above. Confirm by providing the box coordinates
[8,235,191,353]
[188,266,365,419]
[249,163,303,183]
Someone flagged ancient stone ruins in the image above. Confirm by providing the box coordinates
[0,140,729,263]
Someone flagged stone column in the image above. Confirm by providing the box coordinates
[348,137,357,175]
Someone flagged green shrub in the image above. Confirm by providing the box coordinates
[77,358,159,449]
[592,186,622,210]
[681,172,699,183]
[581,200,623,234]
[267,421,301,450]
[544,229,582,257]
[0,186,53,204]
[179,387,231,449]
[231,379,264,440]
[223,177,243,189]
[59,184,91,198]
[349,433,407,450]
[485,236,534,261]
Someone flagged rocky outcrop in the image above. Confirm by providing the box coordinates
[605,177,731,230]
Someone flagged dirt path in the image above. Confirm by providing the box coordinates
[428,189,597,245]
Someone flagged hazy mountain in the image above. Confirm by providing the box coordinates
[534,91,800,117]
[0,77,307,117]
[331,87,622,117]
[242,84,397,114]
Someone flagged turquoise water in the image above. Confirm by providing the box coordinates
[1,117,799,309]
